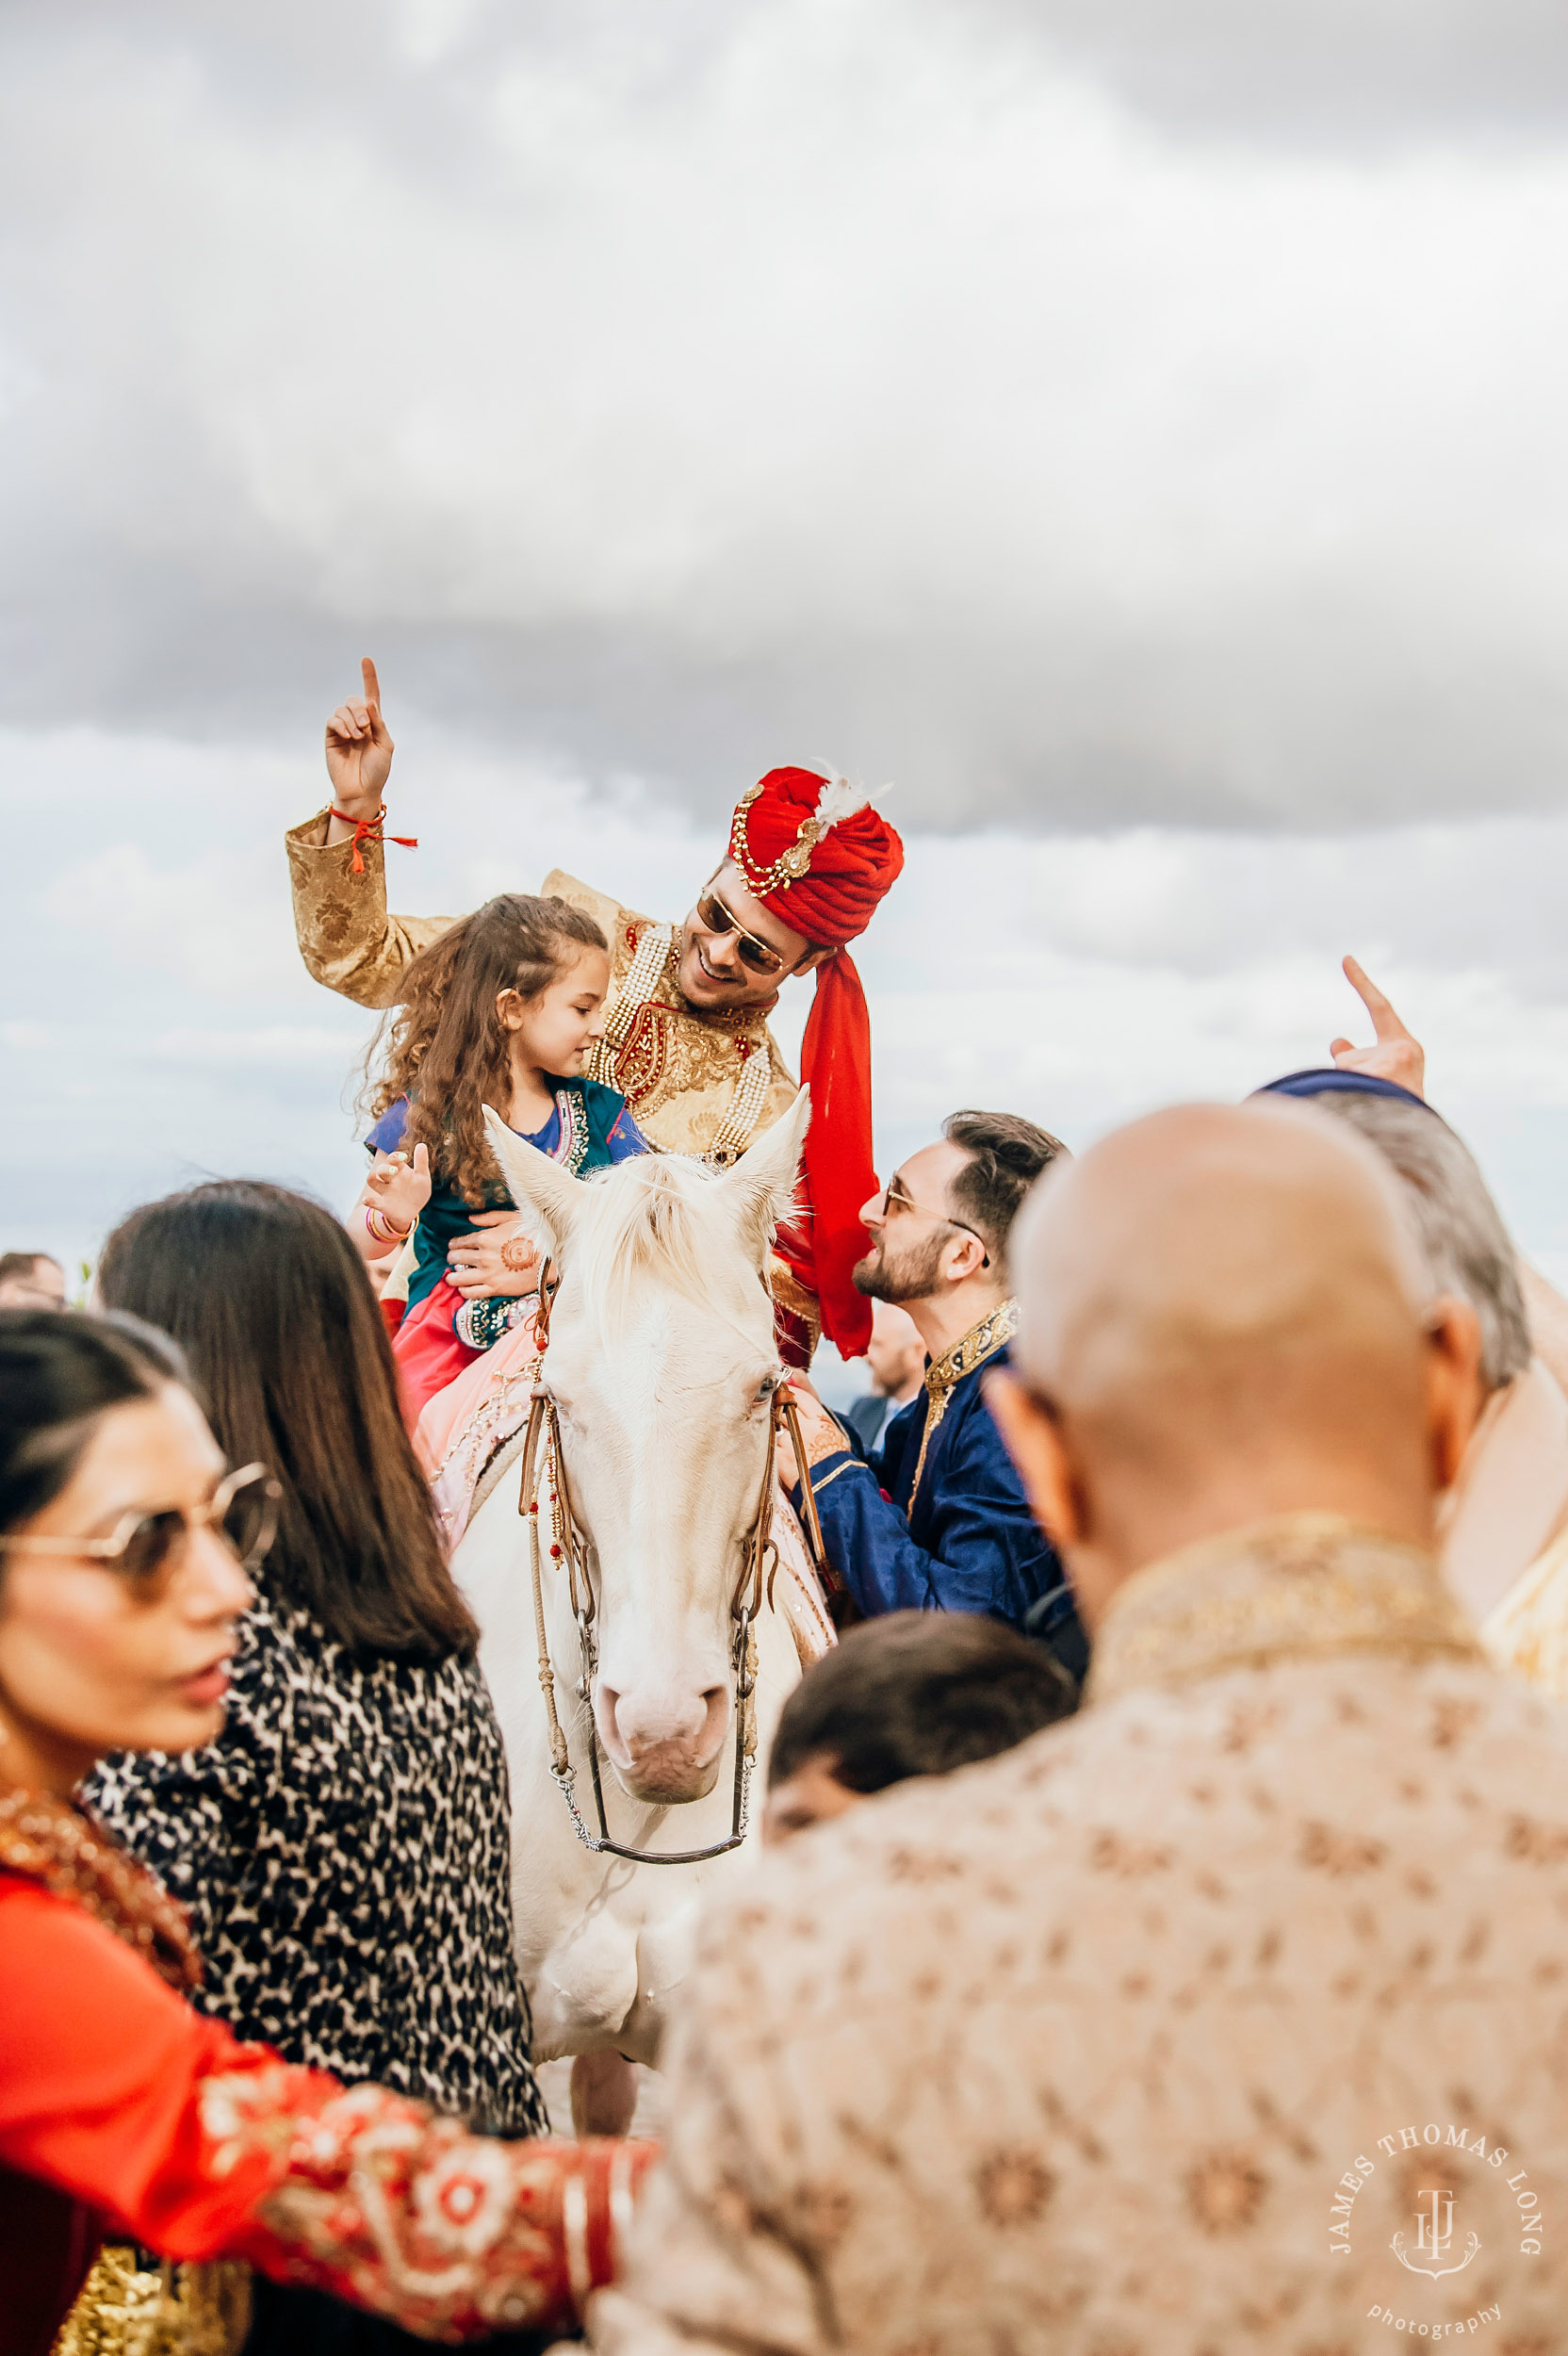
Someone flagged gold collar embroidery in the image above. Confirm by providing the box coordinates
[908,1298,1020,1497]
[1086,1513,1482,1707]
[0,1780,202,1991]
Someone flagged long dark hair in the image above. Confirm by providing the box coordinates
[367,892,608,1208]
[96,1184,478,1661]
[0,1310,188,1538]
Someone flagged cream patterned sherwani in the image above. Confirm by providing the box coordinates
[594,1517,1568,2356]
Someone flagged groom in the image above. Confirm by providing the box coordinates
[286,661,905,1366]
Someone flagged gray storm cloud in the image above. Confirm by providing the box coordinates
[3,0,1568,832]
[972,0,1568,142]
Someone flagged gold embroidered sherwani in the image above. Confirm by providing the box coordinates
[286,813,817,1350]
[286,814,798,1157]
[593,1516,1568,2356]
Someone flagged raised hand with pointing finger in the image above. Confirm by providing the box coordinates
[325,658,395,841]
[1329,955,1426,1100]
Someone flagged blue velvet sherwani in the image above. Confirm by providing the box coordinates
[792,1322,1078,1644]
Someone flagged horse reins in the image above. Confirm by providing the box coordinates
[518,1261,835,1867]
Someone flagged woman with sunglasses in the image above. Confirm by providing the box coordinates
[82,1185,551,2351]
[0,1308,652,2356]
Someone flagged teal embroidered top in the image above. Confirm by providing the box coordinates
[366,1078,648,1313]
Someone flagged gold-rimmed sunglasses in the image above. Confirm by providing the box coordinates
[0,1463,281,1588]
[870,1176,991,1268]
[694,883,788,978]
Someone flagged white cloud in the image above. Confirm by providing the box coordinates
[8,713,1568,1308]
[147,1025,362,1067]
[5,6,1568,825]
[5,7,1568,1332]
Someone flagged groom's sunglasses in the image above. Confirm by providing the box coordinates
[694,887,787,978]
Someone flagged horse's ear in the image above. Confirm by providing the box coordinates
[719,1087,811,1252]
[482,1104,583,1257]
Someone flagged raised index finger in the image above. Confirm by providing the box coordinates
[361,656,382,712]
[1343,954,1410,1041]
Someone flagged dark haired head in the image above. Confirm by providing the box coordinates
[0,1251,61,1285]
[96,1183,476,1661]
[0,1309,188,1541]
[941,1110,1070,1282]
[0,1251,67,1308]
[368,892,609,1209]
[768,1610,1076,1795]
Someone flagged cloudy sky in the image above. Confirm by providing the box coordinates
[6,0,1568,1346]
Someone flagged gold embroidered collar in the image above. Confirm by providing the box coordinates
[909,1298,1019,1496]
[1086,1513,1482,1707]
[0,1780,202,1991]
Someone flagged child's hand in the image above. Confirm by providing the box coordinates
[366,1144,432,1234]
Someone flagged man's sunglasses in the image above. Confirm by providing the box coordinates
[871,1176,991,1268]
[694,887,787,978]
[0,1463,281,1589]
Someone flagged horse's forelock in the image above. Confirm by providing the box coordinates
[565,1153,768,1347]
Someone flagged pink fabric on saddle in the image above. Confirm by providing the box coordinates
[414,1312,545,1552]
[392,1276,481,1432]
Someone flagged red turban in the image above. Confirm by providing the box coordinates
[728,767,905,1360]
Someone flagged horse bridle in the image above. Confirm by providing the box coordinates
[517,1263,835,1866]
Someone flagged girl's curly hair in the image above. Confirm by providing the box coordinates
[365,893,609,1208]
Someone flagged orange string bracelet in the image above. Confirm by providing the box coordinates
[330,807,419,875]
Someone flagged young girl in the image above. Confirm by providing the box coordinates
[354,892,647,1432]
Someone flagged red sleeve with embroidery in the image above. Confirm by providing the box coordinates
[226,2081,656,2337]
[771,1208,821,1372]
[0,1877,296,2253]
[0,1877,658,2339]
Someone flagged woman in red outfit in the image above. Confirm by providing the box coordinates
[0,1310,654,2356]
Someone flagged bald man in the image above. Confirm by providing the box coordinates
[593,1103,1568,2356]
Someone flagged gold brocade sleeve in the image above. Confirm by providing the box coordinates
[541,868,631,943]
[286,810,459,1009]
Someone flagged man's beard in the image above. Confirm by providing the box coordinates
[853,1231,948,1305]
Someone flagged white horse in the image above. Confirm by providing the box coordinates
[452,1090,830,2126]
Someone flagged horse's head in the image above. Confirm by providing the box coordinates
[482,1089,811,1806]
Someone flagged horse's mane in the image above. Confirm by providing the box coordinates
[565,1152,777,1345]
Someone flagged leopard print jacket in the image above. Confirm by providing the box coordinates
[86,1587,545,2135]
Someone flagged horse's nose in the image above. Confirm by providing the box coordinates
[596,1680,730,1775]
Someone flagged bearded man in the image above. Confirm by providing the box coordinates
[286,661,904,1366]
[779,1109,1077,1644]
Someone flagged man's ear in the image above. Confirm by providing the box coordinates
[1424,1294,1485,1491]
[795,946,834,974]
[984,1366,1082,1552]
[939,1229,989,1285]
